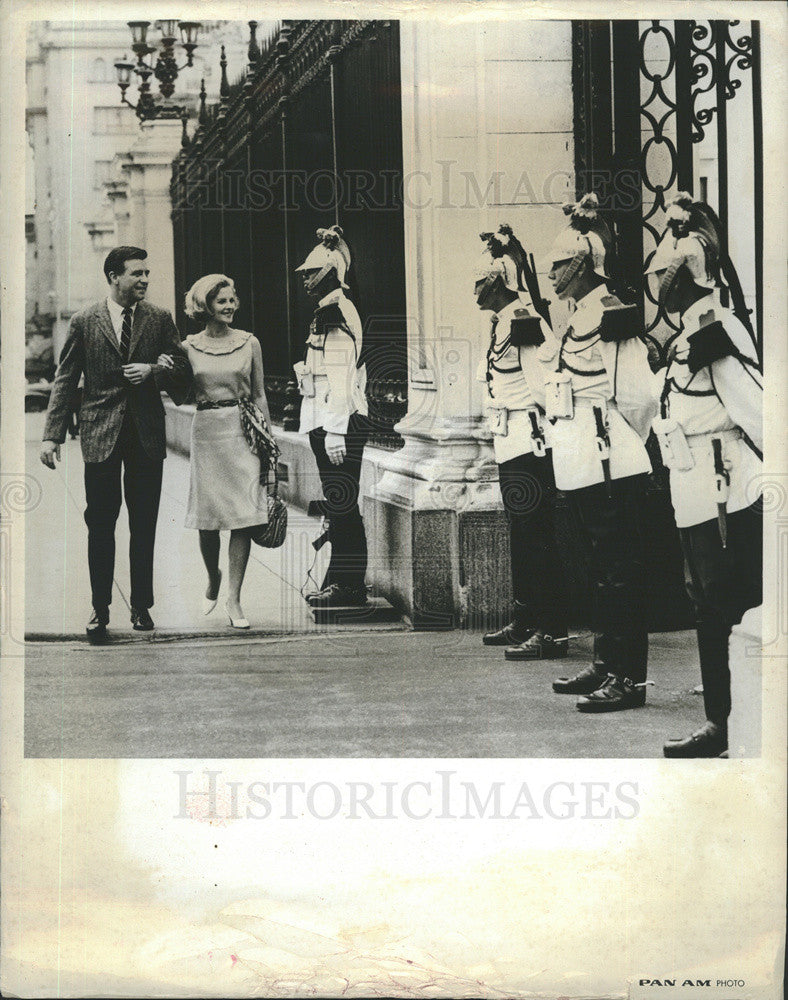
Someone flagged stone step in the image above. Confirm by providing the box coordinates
[309,595,403,627]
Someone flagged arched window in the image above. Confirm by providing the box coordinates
[90,57,106,83]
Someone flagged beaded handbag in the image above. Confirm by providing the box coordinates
[237,398,287,549]
[249,474,288,549]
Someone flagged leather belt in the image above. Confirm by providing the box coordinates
[685,427,742,447]
[569,397,609,410]
[196,397,244,411]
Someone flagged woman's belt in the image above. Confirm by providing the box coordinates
[196,397,245,411]
[195,397,281,484]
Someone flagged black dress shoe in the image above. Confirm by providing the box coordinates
[483,623,534,647]
[505,632,568,661]
[576,674,647,713]
[308,584,368,609]
[663,721,727,758]
[86,607,109,643]
[552,662,607,695]
[130,607,155,631]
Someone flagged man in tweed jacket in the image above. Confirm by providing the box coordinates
[40,246,191,640]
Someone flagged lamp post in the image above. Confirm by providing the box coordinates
[114,19,202,140]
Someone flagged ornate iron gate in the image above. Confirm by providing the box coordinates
[572,19,761,361]
[171,20,408,443]
[570,18,762,629]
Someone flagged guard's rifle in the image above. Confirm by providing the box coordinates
[498,224,552,328]
[696,202,761,368]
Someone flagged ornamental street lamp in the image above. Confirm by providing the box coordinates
[114,19,202,130]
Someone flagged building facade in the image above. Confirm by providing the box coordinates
[31,17,761,628]
[166,18,762,628]
[25,19,251,365]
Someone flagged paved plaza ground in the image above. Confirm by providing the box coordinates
[22,413,704,758]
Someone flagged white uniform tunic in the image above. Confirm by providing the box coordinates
[541,284,655,491]
[476,299,559,464]
[296,288,368,436]
[654,297,762,529]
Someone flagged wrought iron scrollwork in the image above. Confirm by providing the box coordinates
[573,18,762,367]
[688,20,717,144]
[688,21,753,143]
[636,18,758,365]
[721,21,753,99]
[638,20,682,358]
[366,378,407,450]
[264,374,406,449]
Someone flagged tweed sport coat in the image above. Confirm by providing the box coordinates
[43,299,192,463]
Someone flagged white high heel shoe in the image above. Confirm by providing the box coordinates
[225,601,250,630]
[202,570,222,616]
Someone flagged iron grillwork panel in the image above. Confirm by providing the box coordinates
[170,20,408,447]
[571,19,761,365]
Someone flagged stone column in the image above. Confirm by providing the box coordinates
[121,119,182,316]
[365,23,504,629]
[365,20,575,628]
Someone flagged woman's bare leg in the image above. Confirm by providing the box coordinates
[226,528,251,619]
[199,529,221,599]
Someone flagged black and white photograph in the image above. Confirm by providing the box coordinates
[20,13,768,759]
[1,2,785,997]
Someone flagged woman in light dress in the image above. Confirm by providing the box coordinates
[179,274,273,628]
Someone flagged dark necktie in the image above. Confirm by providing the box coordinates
[490,314,499,341]
[120,306,132,361]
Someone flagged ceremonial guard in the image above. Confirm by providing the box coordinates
[475,225,570,660]
[294,225,370,609]
[647,193,763,757]
[543,195,657,712]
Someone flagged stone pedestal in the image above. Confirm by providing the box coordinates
[366,415,507,629]
[728,606,762,758]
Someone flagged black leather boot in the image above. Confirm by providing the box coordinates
[505,632,568,661]
[663,720,728,758]
[482,602,532,646]
[552,661,607,694]
[308,583,368,608]
[86,606,109,644]
[576,673,647,712]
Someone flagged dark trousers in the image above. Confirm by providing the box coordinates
[498,449,569,636]
[679,500,762,728]
[566,473,649,682]
[83,414,163,611]
[308,412,369,590]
